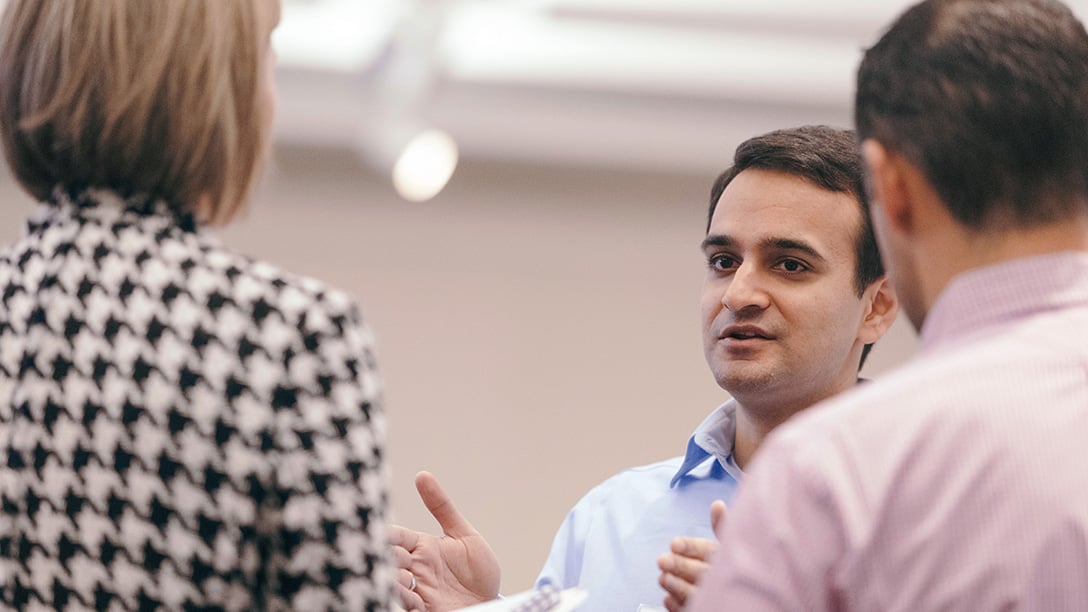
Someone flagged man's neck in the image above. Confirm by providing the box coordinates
[914,212,1088,324]
[731,376,863,470]
[732,405,794,471]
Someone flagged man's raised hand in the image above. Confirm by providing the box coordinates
[389,472,502,612]
[656,500,727,612]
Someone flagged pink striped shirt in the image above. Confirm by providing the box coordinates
[689,252,1088,611]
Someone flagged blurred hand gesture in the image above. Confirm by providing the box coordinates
[656,500,727,612]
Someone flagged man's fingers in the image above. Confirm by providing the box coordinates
[663,593,683,612]
[398,568,416,591]
[659,551,710,584]
[658,566,697,607]
[391,545,413,568]
[669,536,719,563]
[388,524,420,551]
[397,584,425,612]
[710,500,728,535]
[415,471,477,539]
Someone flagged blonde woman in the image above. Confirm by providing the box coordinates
[0,1,393,609]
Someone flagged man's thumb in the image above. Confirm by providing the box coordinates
[416,471,476,538]
[710,500,728,535]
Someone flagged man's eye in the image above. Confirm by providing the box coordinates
[709,254,738,270]
[777,259,808,273]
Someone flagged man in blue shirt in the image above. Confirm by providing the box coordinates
[390,125,899,612]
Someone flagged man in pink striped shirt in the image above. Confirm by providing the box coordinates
[689,0,1088,610]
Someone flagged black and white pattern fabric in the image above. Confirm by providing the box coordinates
[0,188,393,610]
[512,583,560,612]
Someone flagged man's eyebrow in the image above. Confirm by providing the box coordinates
[759,237,827,263]
[700,234,828,262]
[700,234,736,251]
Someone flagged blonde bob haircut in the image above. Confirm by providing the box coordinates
[0,0,278,225]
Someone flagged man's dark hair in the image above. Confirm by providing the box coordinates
[707,125,885,368]
[856,0,1088,229]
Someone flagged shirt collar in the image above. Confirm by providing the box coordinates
[920,252,1088,352]
[670,399,741,488]
[31,186,199,235]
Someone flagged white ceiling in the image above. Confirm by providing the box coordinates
[272,0,1088,176]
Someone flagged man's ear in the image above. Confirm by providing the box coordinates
[858,276,899,345]
[861,139,913,236]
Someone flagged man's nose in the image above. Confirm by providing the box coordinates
[722,263,771,312]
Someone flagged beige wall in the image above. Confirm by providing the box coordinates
[0,147,917,592]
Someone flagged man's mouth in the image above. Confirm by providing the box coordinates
[720,325,774,340]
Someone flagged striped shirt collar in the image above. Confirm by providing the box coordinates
[921,251,1088,352]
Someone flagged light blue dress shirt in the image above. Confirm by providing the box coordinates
[535,401,743,611]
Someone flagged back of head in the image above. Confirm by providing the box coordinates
[856,0,1088,229]
[0,0,274,224]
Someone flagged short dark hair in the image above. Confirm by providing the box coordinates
[856,0,1088,229]
[707,125,885,368]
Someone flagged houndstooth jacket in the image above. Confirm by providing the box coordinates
[0,188,393,610]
